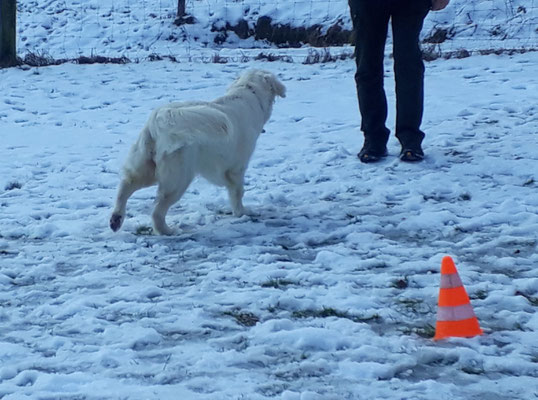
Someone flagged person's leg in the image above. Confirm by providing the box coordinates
[391,0,430,161]
[349,0,391,162]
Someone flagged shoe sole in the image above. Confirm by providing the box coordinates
[400,150,424,162]
[358,149,388,164]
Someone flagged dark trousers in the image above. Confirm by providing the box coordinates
[349,0,430,149]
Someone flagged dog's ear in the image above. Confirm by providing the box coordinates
[264,73,286,98]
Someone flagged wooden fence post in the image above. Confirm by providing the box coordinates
[175,0,194,25]
[0,0,18,67]
[177,0,186,17]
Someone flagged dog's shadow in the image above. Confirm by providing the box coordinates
[135,204,324,265]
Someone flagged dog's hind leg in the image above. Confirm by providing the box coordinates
[152,150,195,235]
[225,169,246,217]
[110,179,143,232]
[110,160,156,232]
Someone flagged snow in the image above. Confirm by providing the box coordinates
[2,1,538,399]
[16,0,538,60]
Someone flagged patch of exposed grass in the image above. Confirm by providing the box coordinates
[391,277,409,289]
[458,192,472,201]
[400,323,436,339]
[211,53,229,64]
[461,364,486,375]
[76,55,129,65]
[261,278,297,289]
[23,51,63,67]
[302,48,353,65]
[515,291,538,306]
[523,178,535,187]
[397,324,435,339]
[395,297,434,320]
[471,290,489,300]
[224,311,260,327]
[0,249,18,257]
[254,52,294,63]
[135,225,154,236]
[4,181,22,191]
[397,297,424,309]
[292,307,380,323]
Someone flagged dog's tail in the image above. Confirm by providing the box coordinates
[122,124,157,185]
[149,104,232,162]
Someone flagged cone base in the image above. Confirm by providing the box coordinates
[434,317,483,341]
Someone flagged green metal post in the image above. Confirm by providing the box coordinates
[0,0,17,67]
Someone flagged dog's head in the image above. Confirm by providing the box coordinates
[258,70,286,99]
[233,69,286,99]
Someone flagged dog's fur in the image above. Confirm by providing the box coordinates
[110,69,286,235]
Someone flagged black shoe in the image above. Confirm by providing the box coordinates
[399,147,424,162]
[396,130,425,162]
[358,145,388,164]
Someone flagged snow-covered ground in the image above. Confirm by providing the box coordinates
[16,0,538,60]
[2,1,538,399]
[1,50,537,400]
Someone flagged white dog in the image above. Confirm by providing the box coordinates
[110,69,286,235]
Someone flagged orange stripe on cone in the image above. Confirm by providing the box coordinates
[434,256,483,341]
[438,286,470,307]
[435,318,483,340]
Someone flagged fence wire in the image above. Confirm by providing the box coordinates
[16,0,538,63]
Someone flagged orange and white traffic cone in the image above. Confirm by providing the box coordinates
[434,256,483,341]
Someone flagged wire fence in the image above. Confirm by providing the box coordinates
[15,0,538,63]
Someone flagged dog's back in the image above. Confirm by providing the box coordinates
[149,103,233,163]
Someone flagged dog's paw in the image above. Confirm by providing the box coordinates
[110,213,124,232]
[232,207,246,217]
[152,221,175,236]
[154,226,176,236]
[233,206,257,218]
